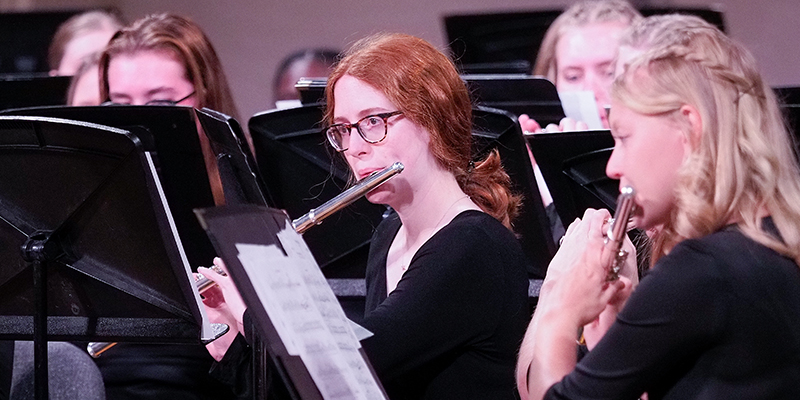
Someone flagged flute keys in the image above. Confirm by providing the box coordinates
[607,248,628,281]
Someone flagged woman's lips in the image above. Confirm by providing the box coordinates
[357,168,382,180]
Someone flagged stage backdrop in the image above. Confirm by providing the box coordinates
[5,0,800,126]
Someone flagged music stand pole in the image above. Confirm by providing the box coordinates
[21,232,54,400]
[0,115,230,400]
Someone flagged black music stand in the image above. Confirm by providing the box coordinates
[782,104,800,154]
[195,107,271,206]
[526,130,618,226]
[775,87,800,153]
[775,86,800,106]
[444,7,726,73]
[0,74,70,111]
[0,11,79,74]
[472,106,556,277]
[195,205,388,400]
[250,103,556,278]
[464,74,566,127]
[0,116,213,399]
[0,105,266,269]
[295,78,327,106]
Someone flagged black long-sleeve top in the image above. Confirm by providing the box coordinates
[546,221,800,399]
[211,210,531,400]
[362,210,530,399]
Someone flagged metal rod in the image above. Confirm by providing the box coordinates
[605,186,636,281]
[292,162,403,233]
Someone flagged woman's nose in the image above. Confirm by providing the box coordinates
[345,127,369,157]
[606,146,622,180]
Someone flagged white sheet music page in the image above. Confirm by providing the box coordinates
[557,90,604,130]
[235,218,385,400]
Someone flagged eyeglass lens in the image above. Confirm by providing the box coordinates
[327,112,399,151]
[145,91,196,106]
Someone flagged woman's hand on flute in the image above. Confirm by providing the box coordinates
[583,230,638,349]
[541,208,629,326]
[197,257,247,361]
[517,209,631,399]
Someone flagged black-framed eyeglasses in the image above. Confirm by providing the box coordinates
[101,90,196,106]
[325,111,403,152]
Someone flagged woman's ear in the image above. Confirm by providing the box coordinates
[678,104,703,151]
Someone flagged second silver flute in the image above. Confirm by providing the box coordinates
[89,161,404,358]
[605,186,636,281]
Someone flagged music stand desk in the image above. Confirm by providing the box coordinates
[0,116,213,398]
[526,130,619,226]
[0,105,266,269]
[196,205,388,400]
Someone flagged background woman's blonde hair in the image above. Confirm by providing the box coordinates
[49,10,125,72]
[533,0,642,81]
[613,23,800,266]
[619,14,713,51]
[66,52,101,105]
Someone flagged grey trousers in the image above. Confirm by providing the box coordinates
[10,341,104,400]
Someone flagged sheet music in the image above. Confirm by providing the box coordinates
[235,218,384,399]
[275,99,303,109]
[558,90,604,130]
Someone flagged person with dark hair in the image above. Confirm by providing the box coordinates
[202,33,531,400]
[99,12,247,204]
[272,48,339,107]
[48,9,124,76]
[99,13,239,119]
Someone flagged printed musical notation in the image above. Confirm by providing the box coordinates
[235,219,384,399]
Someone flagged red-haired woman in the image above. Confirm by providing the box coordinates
[204,33,530,400]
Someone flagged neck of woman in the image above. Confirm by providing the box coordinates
[384,169,481,293]
[393,170,479,243]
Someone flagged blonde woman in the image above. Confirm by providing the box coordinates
[517,20,800,400]
[521,0,642,132]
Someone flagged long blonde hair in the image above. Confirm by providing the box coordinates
[614,24,800,266]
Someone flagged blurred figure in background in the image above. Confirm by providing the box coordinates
[48,10,124,76]
[95,13,241,400]
[66,54,101,106]
[100,12,248,203]
[521,0,641,132]
[520,0,642,244]
[272,48,339,108]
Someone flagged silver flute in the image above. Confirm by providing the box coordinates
[88,162,404,358]
[605,186,636,281]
